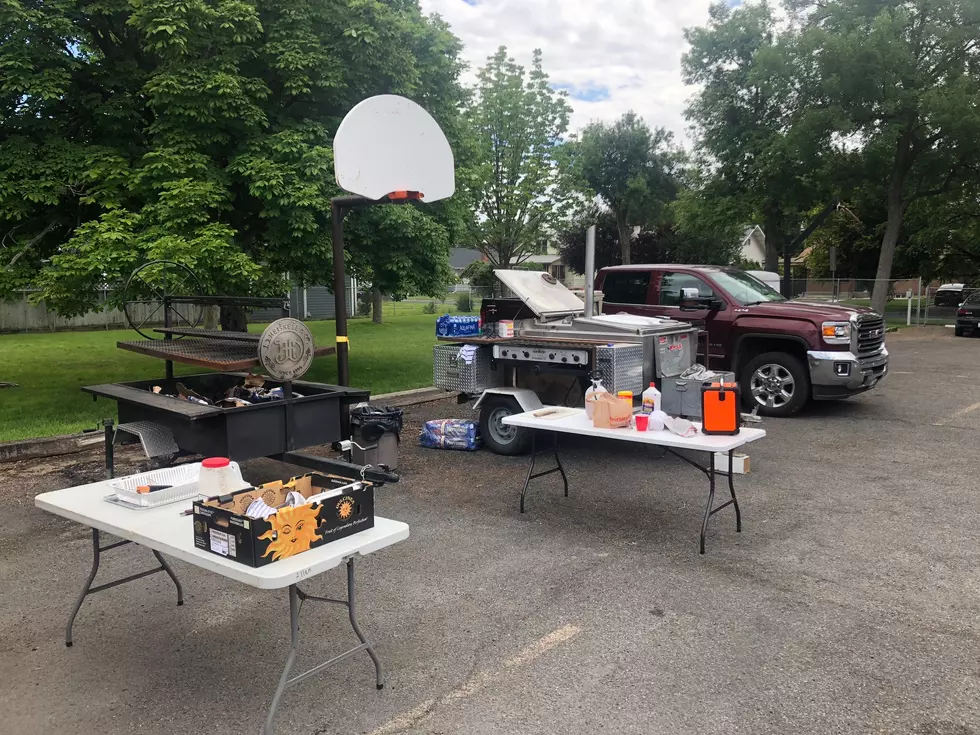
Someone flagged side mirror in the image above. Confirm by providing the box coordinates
[679,291,723,312]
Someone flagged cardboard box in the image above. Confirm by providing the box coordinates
[192,473,375,567]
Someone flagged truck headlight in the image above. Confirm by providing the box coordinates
[821,322,851,345]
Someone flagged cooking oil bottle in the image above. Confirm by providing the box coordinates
[641,383,662,414]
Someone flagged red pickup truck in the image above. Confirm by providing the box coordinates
[594,265,890,416]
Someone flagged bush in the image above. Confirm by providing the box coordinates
[422,300,437,314]
[356,298,372,317]
[455,292,473,312]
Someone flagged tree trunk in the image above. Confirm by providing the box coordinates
[220,306,248,332]
[763,215,782,272]
[871,181,905,315]
[871,137,913,315]
[372,286,383,324]
[616,213,632,265]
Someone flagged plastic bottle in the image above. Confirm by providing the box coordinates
[641,383,662,414]
[585,378,608,420]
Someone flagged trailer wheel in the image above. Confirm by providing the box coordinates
[480,396,532,455]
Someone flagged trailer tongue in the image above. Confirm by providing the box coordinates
[434,270,700,455]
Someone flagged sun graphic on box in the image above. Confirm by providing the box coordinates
[259,504,322,561]
[337,496,356,520]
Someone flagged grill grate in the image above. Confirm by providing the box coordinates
[118,338,335,371]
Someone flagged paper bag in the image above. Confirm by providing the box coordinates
[592,392,633,429]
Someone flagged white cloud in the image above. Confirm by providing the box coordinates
[420,0,719,145]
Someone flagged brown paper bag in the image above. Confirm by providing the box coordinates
[592,392,633,429]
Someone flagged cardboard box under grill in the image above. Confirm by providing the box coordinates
[192,473,375,567]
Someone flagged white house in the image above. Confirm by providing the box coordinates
[741,226,767,265]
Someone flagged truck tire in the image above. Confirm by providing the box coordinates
[741,352,810,417]
[480,396,533,455]
[955,325,966,337]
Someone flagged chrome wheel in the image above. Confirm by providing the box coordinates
[750,363,795,410]
[487,406,518,445]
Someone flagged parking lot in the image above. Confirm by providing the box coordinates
[1,327,978,735]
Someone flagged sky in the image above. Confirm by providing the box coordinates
[419,0,745,143]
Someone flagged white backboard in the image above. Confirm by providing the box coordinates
[334,95,455,202]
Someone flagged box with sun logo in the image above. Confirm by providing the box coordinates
[192,473,375,567]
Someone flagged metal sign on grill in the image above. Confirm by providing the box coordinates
[259,318,315,381]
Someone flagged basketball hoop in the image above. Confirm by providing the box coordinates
[329,95,456,391]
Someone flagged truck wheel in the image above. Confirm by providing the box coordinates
[480,396,532,456]
[741,352,810,417]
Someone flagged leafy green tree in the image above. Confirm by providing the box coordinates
[568,112,679,265]
[791,0,980,313]
[465,47,574,268]
[683,1,836,271]
[0,0,466,320]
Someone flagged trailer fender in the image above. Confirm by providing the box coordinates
[473,388,544,413]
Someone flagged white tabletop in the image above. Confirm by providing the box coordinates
[503,408,765,453]
[35,478,409,590]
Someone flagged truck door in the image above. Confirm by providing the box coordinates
[658,272,728,369]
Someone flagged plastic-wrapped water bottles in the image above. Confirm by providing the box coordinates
[436,315,481,338]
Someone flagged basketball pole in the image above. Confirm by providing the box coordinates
[331,193,417,389]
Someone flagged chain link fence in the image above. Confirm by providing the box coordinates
[786,278,965,326]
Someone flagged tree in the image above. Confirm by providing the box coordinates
[464,47,574,268]
[791,0,980,313]
[568,112,679,265]
[557,207,741,274]
[0,0,467,320]
[683,1,836,271]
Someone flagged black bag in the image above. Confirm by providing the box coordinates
[350,405,404,443]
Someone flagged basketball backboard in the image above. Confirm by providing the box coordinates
[334,95,455,202]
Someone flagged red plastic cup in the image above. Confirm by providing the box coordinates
[635,414,649,432]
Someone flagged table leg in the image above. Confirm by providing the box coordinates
[662,448,743,554]
[520,431,568,513]
[65,528,185,647]
[699,453,717,555]
[262,557,384,735]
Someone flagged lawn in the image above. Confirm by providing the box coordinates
[0,314,441,442]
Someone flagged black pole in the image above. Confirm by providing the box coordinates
[331,198,351,387]
[330,194,378,388]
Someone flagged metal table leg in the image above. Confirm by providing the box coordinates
[519,430,569,513]
[262,557,384,735]
[662,447,743,554]
[65,528,184,646]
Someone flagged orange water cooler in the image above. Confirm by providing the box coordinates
[701,382,742,436]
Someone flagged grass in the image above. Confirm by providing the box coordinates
[0,314,442,442]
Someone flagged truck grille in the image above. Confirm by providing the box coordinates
[856,314,886,356]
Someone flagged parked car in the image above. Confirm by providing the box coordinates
[935,283,977,307]
[955,291,980,337]
[594,265,890,417]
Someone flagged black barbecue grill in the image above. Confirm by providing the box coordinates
[84,262,393,484]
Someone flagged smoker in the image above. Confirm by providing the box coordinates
[433,269,698,455]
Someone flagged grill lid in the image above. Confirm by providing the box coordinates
[494,270,585,318]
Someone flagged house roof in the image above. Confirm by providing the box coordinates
[519,254,562,265]
[450,248,483,270]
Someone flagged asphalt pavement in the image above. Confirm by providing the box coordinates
[1,327,979,735]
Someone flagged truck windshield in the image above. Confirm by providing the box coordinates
[712,270,787,306]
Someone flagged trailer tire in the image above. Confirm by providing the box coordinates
[480,396,532,455]
[741,351,810,417]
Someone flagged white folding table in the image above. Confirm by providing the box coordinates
[503,409,766,553]
[35,476,409,734]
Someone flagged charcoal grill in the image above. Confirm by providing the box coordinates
[85,263,394,485]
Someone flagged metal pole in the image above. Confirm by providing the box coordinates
[782,244,792,299]
[584,225,596,318]
[331,198,351,387]
[917,277,923,326]
[907,289,913,326]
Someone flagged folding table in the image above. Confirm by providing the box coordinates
[503,409,766,553]
[35,475,408,734]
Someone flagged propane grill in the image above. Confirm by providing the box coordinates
[435,270,699,399]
